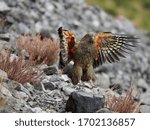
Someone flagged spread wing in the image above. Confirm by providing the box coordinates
[93,32,138,67]
[58,27,76,68]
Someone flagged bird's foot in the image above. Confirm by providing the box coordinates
[77,80,84,86]
[89,80,95,87]
[82,80,95,89]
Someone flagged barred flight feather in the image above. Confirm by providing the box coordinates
[94,33,138,67]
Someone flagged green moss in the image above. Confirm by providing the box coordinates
[86,0,150,34]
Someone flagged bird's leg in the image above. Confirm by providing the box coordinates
[86,64,95,81]
[89,79,95,87]
[86,64,96,87]
[72,64,83,85]
[77,80,84,85]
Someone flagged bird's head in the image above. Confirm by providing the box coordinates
[81,33,95,44]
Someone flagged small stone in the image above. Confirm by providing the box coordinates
[92,20,100,28]
[137,78,149,92]
[17,91,29,101]
[32,107,44,113]
[95,73,110,89]
[18,23,30,34]
[46,90,62,103]
[92,87,104,95]
[10,54,18,62]
[0,40,10,50]
[23,83,34,92]
[30,10,39,21]
[43,66,58,75]
[0,33,10,41]
[66,91,105,113]
[1,85,12,97]
[61,74,71,82]
[43,82,56,90]
[80,87,93,93]
[45,3,54,12]
[140,92,150,105]
[0,69,8,79]
[80,82,93,89]
[0,1,10,12]
[96,108,112,113]
[62,86,77,96]
[140,105,150,113]
[47,75,64,82]
[35,22,42,32]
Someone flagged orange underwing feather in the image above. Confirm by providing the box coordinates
[95,33,112,50]
[58,27,76,68]
[94,33,138,67]
[64,31,76,61]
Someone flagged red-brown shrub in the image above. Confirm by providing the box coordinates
[0,50,42,84]
[106,88,140,113]
[16,34,60,65]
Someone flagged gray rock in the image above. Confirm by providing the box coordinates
[1,85,12,97]
[16,91,29,101]
[62,86,77,96]
[0,39,11,50]
[96,108,112,113]
[45,2,54,12]
[18,23,30,34]
[46,75,65,82]
[95,73,110,88]
[80,82,94,89]
[140,105,150,113]
[35,22,43,32]
[0,69,8,79]
[140,92,150,105]
[0,1,10,12]
[43,82,57,90]
[80,87,93,93]
[30,10,40,21]
[66,91,105,113]
[31,107,45,113]
[0,33,10,41]
[137,78,150,92]
[61,74,71,82]
[55,81,71,89]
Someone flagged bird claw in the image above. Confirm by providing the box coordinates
[81,80,95,88]
[76,80,95,89]
[77,80,84,86]
[89,80,95,87]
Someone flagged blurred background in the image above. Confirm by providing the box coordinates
[86,0,150,35]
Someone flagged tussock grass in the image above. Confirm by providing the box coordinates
[16,34,60,65]
[0,50,42,84]
[106,88,140,113]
